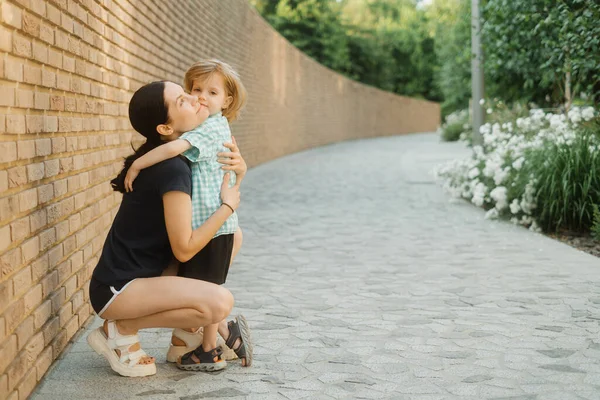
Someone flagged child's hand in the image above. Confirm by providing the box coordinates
[124,165,140,192]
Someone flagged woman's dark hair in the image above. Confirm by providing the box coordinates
[111,81,171,193]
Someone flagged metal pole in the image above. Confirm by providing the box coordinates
[471,0,484,146]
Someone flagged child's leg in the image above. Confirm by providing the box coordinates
[230,227,243,264]
[202,323,219,350]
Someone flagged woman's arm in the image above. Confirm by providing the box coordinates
[163,174,240,262]
[125,139,192,192]
[218,136,247,187]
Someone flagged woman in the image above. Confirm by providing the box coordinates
[87,81,250,377]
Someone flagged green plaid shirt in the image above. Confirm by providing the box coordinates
[181,112,238,237]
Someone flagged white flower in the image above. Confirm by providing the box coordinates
[479,99,485,105]
[468,167,480,179]
[582,107,596,121]
[509,199,521,214]
[487,108,493,114]
[485,208,499,219]
[490,186,508,211]
[512,157,524,170]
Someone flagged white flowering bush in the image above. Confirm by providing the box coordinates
[435,105,600,233]
[439,109,470,142]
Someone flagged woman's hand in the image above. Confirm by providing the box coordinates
[218,136,247,181]
[220,173,240,211]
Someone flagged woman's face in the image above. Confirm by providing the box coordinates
[163,81,210,137]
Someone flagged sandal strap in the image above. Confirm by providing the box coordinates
[172,327,203,348]
[120,349,147,366]
[179,346,223,365]
[225,320,242,349]
[114,334,139,348]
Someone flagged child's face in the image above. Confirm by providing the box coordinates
[191,73,232,116]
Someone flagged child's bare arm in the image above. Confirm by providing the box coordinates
[124,139,192,192]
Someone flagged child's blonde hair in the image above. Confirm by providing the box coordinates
[184,59,247,122]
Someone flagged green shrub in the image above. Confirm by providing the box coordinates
[593,205,600,240]
[525,123,600,232]
[442,122,466,142]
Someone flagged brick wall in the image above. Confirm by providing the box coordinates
[0,0,439,397]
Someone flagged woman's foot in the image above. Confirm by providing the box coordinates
[167,327,203,363]
[104,321,154,365]
[87,320,156,377]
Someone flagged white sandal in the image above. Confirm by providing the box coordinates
[166,327,237,363]
[87,321,156,377]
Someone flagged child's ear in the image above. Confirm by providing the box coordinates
[222,96,233,110]
[156,124,173,136]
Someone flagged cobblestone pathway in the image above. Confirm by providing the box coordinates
[32,133,600,400]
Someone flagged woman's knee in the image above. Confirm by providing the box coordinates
[208,286,233,323]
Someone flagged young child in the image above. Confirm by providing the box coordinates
[124,59,250,371]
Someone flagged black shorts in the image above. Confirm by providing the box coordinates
[89,277,137,316]
[178,234,234,285]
